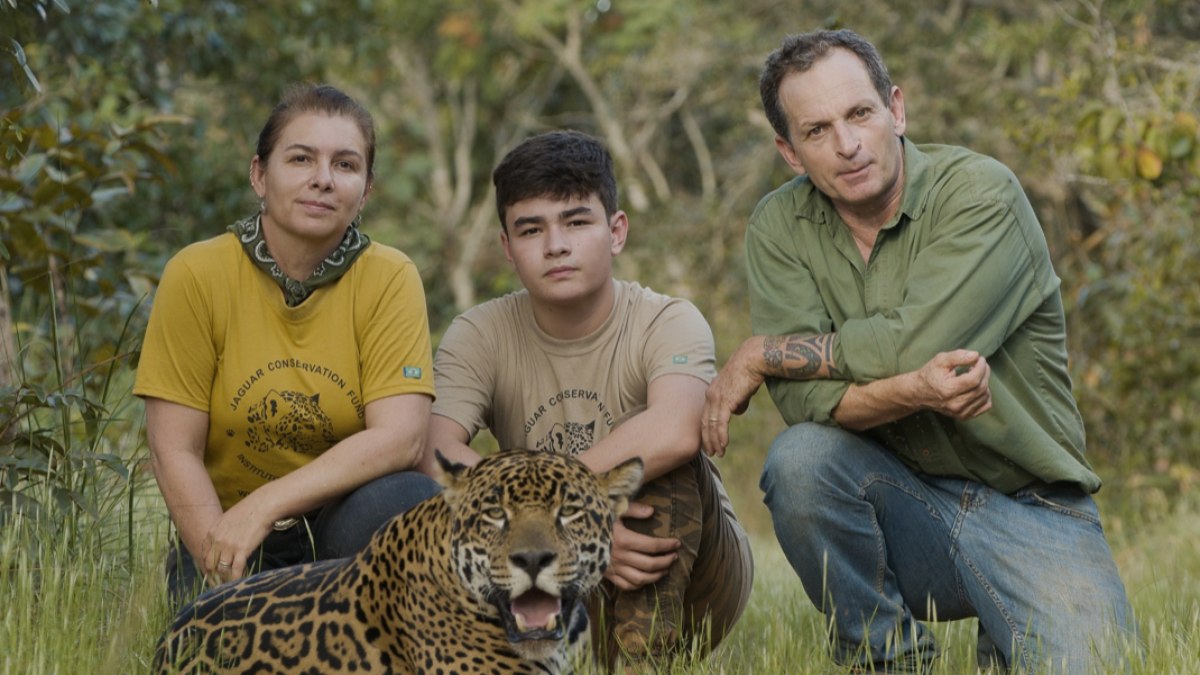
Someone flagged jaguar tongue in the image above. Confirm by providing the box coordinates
[511,589,562,632]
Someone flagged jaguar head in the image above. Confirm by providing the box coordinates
[436,449,643,659]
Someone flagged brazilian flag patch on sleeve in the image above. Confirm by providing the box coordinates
[403,366,423,379]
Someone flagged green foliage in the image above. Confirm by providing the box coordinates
[5,521,1193,673]
[0,498,171,674]
[1,6,1198,669]
[1010,5,1200,480]
[0,296,149,557]
[0,0,180,562]
[1,99,185,276]
[0,3,1195,672]
[6,0,1192,491]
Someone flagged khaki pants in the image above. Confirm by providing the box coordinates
[588,453,754,667]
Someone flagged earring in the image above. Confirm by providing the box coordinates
[259,199,267,215]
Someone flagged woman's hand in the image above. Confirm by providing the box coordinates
[201,493,278,583]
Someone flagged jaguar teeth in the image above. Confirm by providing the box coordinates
[512,608,560,633]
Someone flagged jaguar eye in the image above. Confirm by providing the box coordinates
[483,507,506,521]
[559,504,584,522]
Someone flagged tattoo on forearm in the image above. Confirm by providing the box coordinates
[763,336,784,370]
[761,333,843,380]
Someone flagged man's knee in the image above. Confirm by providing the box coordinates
[760,423,872,499]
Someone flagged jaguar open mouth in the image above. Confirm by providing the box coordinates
[497,588,574,643]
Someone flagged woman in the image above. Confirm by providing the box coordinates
[135,84,438,603]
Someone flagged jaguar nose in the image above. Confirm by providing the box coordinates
[509,550,558,577]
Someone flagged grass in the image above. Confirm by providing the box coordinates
[1,380,1196,674]
[0,498,170,674]
[2,475,1198,675]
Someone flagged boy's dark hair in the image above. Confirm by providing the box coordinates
[760,29,892,142]
[492,130,618,230]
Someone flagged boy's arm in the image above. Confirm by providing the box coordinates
[574,373,704,591]
[420,414,485,476]
[575,372,706,482]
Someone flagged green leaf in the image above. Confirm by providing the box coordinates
[1168,132,1193,160]
[91,453,130,480]
[89,186,130,206]
[0,194,30,213]
[15,153,47,184]
[43,164,70,183]
[8,39,43,93]
[72,228,140,252]
[1098,108,1124,143]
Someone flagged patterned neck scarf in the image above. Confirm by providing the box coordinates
[227,214,372,307]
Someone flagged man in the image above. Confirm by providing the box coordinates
[703,29,1136,673]
[423,130,753,667]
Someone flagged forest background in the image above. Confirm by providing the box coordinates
[2,0,1199,672]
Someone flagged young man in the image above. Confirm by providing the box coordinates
[703,29,1136,673]
[423,130,752,667]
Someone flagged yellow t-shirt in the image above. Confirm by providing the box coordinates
[134,233,435,509]
[431,280,715,453]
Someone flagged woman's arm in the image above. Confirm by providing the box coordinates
[200,392,431,582]
[145,397,224,578]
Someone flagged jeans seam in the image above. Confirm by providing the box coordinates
[1020,492,1101,525]
[949,484,978,607]
[959,552,1032,670]
[858,474,944,600]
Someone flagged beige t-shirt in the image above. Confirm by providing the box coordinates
[432,280,715,453]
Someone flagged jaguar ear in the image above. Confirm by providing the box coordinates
[434,449,471,509]
[434,448,468,480]
[599,457,644,518]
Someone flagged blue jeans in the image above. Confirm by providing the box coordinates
[166,470,440,606]
[760,423,1136,673]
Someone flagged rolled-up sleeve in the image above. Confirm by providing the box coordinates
[746,192,850,426]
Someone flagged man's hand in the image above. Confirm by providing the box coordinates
[914,349,993,419]
[603,502,680,591]
[702,338,767,457]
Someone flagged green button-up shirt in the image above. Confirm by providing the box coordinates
[746,140,1099,493]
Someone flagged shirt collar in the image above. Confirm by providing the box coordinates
[897,138,933,224]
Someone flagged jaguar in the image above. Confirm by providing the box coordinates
[154,449,644,673]
[244,389,337,455]
[538,420,595,456]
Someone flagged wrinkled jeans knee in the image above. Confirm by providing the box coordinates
[760,422,872,518]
